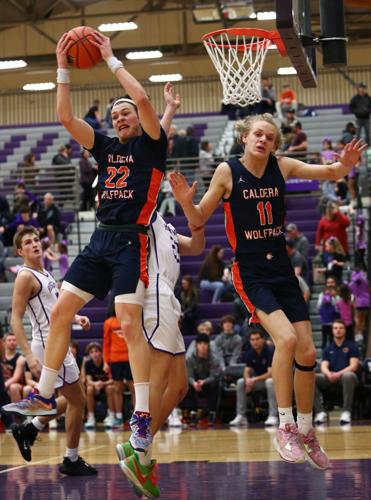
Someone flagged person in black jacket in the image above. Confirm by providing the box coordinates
[349,83,371,145]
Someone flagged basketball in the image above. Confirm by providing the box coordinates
[67,26,102,69]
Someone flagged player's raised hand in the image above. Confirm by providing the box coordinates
[169,171,197,206]
[90,31,113,61]
[164,82,180,111]
[75,315,91,331]
[334,138,368,169]
[56,32,74,69]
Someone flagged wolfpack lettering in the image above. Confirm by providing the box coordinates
[101,190,134,200]
[107,154,134,164]
[244,225,283,240]
[243,187,279,199]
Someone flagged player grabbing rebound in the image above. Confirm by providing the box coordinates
[2,227,96,475]
[1,32,167,463]
[169,114,367,470]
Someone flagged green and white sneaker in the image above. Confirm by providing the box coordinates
[116,442,142,497]
[120,452,160,499]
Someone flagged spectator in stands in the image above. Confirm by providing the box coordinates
[52,144,70,165]
[103,305,133,429]
[0,194,10,227]
[276,83,297,119]
[341,122,357,144]
[286,223,309,258]
[19,153,38,185]
[186,321,218,361]
[167,124,179,158]
[349,268,370,345]
[79,149,97,211]
[215,315,242,369]
[0,209,40,247]
[56,241,69,281]
[314,319,360,425]
[354,214,367,270]
[229,330,277,427]
[159,172,176,217]
[321,138,336,164]
[297,275,311,303]
[0,239,6,281]
[280,108,298,150]
[229,137,244,156]
[105,97,116,128]
[2,332,25,404]
[317,276,340,348]
[69,339,83,370]
[84,99,102,130]
[256,77,276,115]
[349,82,371,145]
[84,342,115,430]
[286,239,308,280]
[65,143,73,162]
[316,201,350,256]
[287,122,307,160]
[199,245,226,304]
[37,192,61,245]
[172,126,199,159]
[177,275,199,335]
[336,284,354,341]
[199,140,214,188]
[41,237,57,273]
[322,236,347,284]
[13,180,40,215]
[184,333,222,419]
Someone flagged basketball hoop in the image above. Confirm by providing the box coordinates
[202,28,286,107]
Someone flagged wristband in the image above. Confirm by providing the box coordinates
[57,68,70,84]
[106,56,124,74]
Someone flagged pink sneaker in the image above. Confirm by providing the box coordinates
[300,429,331,470]
[273,424,305,464]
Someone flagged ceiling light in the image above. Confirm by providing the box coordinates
[126,50,163,60]
[277,67,297,75]
[98,22,138,32]
[0,59,27,70]
[149,74,183,83]
[23,82,56,91]
[257,11,276,20]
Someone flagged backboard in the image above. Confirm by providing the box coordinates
[275,0,318,88]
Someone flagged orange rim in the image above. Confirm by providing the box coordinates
[202,27,286,56]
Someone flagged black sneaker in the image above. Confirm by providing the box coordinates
[11,422,38,462]
[59,456,98,476]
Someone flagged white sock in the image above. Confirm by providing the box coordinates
[107,409,114,417]
[297,412,313,435]
[65,447,78,462]
[32,417,46,431]
[134,382,150,413]
[137,444,152,466]
[87,412,95,420]
[278,407,295,428]
[37,366,59,398]
[116,412,123,419]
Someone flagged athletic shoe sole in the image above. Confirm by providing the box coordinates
[120,460,157,500]
[272,437,306,464]
[0,406,56,417]
[115,446,142,498]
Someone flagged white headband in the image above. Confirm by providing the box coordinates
[112,98,136,109]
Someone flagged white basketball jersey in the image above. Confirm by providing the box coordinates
[18,266,59,344]
[147,213,180,289]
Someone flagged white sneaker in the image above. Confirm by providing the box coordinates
[84,416,96,430]
[264,415,278,426]
[103,414,115,429]
[355,333,364,344]
[314,412,328,425]
[48,418,58,429]
[229,414,247,426]
[168,409,183,427]
[340,411,351,425]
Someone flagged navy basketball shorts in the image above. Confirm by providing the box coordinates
[232,252,310,324]
[111,361,133,381]
[62,228,148,303]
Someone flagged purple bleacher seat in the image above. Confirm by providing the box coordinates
[37,139,53,147]
[184,335,196,349]
[11,134,26,141]
[60,211,76,224]
[4,141,20,148]
[80,307,107,322]
[31,146,47,154]
[43,133,59,139]
[199,303,233,317]
[0,148,14,155]
[0,155,7,162]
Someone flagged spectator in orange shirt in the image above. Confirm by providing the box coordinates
[276,83,297,119]
[103,304,134,429]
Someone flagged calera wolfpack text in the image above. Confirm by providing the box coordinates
[245,225,283,240]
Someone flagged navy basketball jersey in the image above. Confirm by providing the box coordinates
[89,128,167,226]
[223,155,286,255]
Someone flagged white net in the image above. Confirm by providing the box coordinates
[203,31,271,107]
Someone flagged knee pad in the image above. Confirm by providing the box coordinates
[294,359,317,372]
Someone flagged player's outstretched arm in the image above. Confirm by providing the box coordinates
[56,33,95,150]
[161,82,180,135]
[91,31,161,140]
[178,223,205,256]
[11,273,42,378]
[169,162,228,226]
[280,138,368,181]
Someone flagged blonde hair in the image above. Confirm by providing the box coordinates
[325,236,345,256]
[235,113,282,151]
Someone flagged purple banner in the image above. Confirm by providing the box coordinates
[285,178,320,192]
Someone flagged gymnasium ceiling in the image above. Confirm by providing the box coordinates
[0,0,370,91]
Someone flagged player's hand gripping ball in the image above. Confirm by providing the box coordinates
[66,26,102,69]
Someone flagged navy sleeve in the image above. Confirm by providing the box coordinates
[266,347,274,367]
[348,342,360,359]
[244,350,254,368]
[322,346,331,362]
